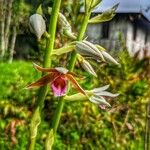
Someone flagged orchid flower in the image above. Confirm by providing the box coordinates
[89,85,119,109]
[64,85,119,109]
[26,63,86,97]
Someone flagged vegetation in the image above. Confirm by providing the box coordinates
[0,49,149,149]
[0,0,150,149]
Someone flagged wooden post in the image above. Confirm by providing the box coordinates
[145,101,150,150]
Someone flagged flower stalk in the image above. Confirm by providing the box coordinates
[29,0,62,150]
[49,9,92,143]
[27,0,119,149]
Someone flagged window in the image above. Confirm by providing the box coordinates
[102,22,109,39]
[133,24,137,41]
[145,31,148,44]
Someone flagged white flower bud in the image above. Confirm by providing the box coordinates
[81,59,97,77]
[29,14,46,41]
[76,40,104,61]
[101,51,119,65]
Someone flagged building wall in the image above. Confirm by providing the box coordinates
[146,30,150,49]
[87,19,128,51]
[126,22,149,58]
[86,24,102,43]
[86,17,150,58]
[126,22,134,55]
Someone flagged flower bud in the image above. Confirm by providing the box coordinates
[81,59,97,77]
[76,40,104,61]
[101,51,119,65]
[48,7,76,39]
[58,13,71,30]
[58,13,76,39]
[29,14,46,41]
[45,129,54,150]
[30,108,41,138]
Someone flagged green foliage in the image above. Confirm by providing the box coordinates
[0,0,149,146]
[0,54,149,149]
[0,61,40,104]
[89,3,119,24]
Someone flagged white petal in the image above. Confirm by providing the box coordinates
[89,96,111,107]
[55,67,68,74]
[95,91,119,97]
[92,85,110,93]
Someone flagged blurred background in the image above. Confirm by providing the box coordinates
[0,0,150,149]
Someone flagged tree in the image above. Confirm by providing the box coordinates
[0,0,30,62]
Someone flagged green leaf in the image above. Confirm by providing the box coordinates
[36,4,43,15]
[52,43,75,56]
[84,0,93,13]
[91,0,102,9]
[89,3,119,23]
[45,129,54,150]
[48,7,52,14]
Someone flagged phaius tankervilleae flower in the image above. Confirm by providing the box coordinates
[89,85,119,109]
[64,85,119,109]
[26,63,86,97]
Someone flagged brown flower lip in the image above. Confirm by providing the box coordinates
[26,63,86,96]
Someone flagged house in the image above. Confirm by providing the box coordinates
[86,0,150,58]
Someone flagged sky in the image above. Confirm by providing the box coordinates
[93,0,150,21]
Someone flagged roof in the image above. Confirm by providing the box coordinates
[92,0,150,22]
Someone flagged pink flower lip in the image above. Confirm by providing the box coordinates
[99,104,107,110]
[51,76,67,97]
[26,63,86,97]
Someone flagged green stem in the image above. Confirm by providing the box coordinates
[50,12,91,137]
[68,13,91,71]
[29,0,62,150]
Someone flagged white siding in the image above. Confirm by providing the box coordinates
[109,20,127,40]
[86,24,102,43]
[86,18,150,58]
[126,22,134,55]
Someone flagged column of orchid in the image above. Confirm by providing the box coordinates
[27,0,119,149]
